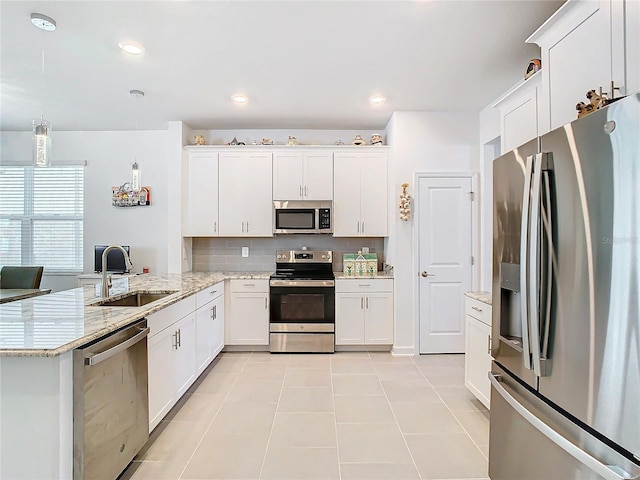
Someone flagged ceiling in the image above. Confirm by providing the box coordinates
[0,1,564,132]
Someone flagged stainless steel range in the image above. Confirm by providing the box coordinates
[269,250,335,353]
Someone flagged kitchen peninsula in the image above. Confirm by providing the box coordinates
[0,271,266,480]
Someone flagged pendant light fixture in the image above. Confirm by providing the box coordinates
[130,89,145,192]
[31,13,56,167]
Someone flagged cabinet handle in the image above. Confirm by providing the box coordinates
[358,284,371,287]
[213,304,217,320]
[172,332,178,350]
[246,221,249,233]
[472,306,483,313]
[304,185,308,197]
[265,297,268,309]
[300,185,303,197]
[210,306,215,319]
[214,221,217,233]
[357,221,360,233]
[241,221,245,233]
[366,297,369,309]
[488,335,492,355]
[177,328,182,347]
[243,283,255,287]
[210,290,217,295]
[361,297,364,309]
[362,221,365,233]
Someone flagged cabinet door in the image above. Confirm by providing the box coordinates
[333,153,362,236]
[175,313,197,398]
[464,315,492,408]
[184,151,219,236]
[359,153,388,236]
[148,327,177,432]
[219,152,273,236]
[335,293,365,345]
[273,152,303,200]
[501,81,539,153]
[303,152,333,200]
[195,300,215,375]
[547,2,612,130]
[227,293,269,345]
[364,293,394,344]
[211,295,225,358]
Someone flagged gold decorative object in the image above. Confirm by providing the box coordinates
[194,135,205,145]
[399,183,411,221]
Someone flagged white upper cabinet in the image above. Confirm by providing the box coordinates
[334,151,388,237]
[527,0,627,132]
[183,150,219,236]
[273,150,333,200]
[218,151,273,236]
[493,72,541,152]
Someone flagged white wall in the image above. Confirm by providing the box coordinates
[385,112,479,355]
[1,130,169,291]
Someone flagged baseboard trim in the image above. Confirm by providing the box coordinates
[391,345,416,356]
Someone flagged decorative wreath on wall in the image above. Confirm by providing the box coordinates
[399,183,411,221]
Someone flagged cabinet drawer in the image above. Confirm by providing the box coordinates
[229,279,269,293]
[465,297,491,326]
[148,295,196,336]
[336,278,393,294]
[196,281,224,308]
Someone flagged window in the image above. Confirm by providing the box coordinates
[0,165,84,272]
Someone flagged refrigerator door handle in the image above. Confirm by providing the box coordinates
[540,168,554,372]
[529,153,544,377]
[520,155,534,370]
[490,373,637,480]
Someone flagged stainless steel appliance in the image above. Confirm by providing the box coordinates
[273,200,332,234]
[270,249,335,353]
[490,93,640,480]
[73,319,150,480]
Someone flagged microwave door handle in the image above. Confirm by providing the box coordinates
[315,208,319,231]
[520,154,534,371]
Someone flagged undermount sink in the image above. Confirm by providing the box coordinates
[92,291,178,307]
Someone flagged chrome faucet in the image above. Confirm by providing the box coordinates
[101,245,134,298]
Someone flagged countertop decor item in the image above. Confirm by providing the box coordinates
[335,139,345,145]
[399,183,411,221]
[287,136,299,145]
[194,135,205,145]
[261,138,273,145]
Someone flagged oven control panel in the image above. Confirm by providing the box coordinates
[276,250,332,263]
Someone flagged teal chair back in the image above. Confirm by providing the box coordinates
[0,266,44,289]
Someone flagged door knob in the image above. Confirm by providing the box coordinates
[420,271,435,277]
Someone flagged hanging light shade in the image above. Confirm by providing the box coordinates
[33,116,51,167]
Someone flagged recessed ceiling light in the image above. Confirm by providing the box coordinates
[232,94,249,104]
[31,13,56,31]
[119,41,145,55]
[129,89,145,98]
[369,95,386,105]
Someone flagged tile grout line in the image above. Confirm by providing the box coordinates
[176,352,250,480]
[410,355,490,462]
[373,352,425,480]
[330,353,343,480]
[257,352,289,480]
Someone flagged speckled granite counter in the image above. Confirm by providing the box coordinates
[465,291,492,305]
[0,271,271,357]
[335,272,394,279]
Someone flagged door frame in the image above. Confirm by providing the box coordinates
[413,171,479,354]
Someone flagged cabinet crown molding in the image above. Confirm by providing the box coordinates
[526,0,601,46]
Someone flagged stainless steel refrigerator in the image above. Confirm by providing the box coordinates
[490,92,640,480]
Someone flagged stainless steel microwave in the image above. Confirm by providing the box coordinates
[273,201,332,234]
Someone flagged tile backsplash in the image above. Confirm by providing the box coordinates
[192,236,385,272]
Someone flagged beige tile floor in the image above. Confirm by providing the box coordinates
[120,352,490,480]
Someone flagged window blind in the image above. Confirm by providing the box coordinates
[0,165,84,272]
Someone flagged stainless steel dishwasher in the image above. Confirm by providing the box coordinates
[73,319,149,480]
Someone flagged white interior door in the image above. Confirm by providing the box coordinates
[418,176,473,353]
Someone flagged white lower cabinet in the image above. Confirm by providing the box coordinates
[335,279,394,346]
[464,296,492,409]
[195,282,225,375]
[147,283,225,432]
[225,279,269,346]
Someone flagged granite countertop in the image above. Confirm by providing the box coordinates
[335,272,394,279]
[0,271,272,358]
[465,291,492,305]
